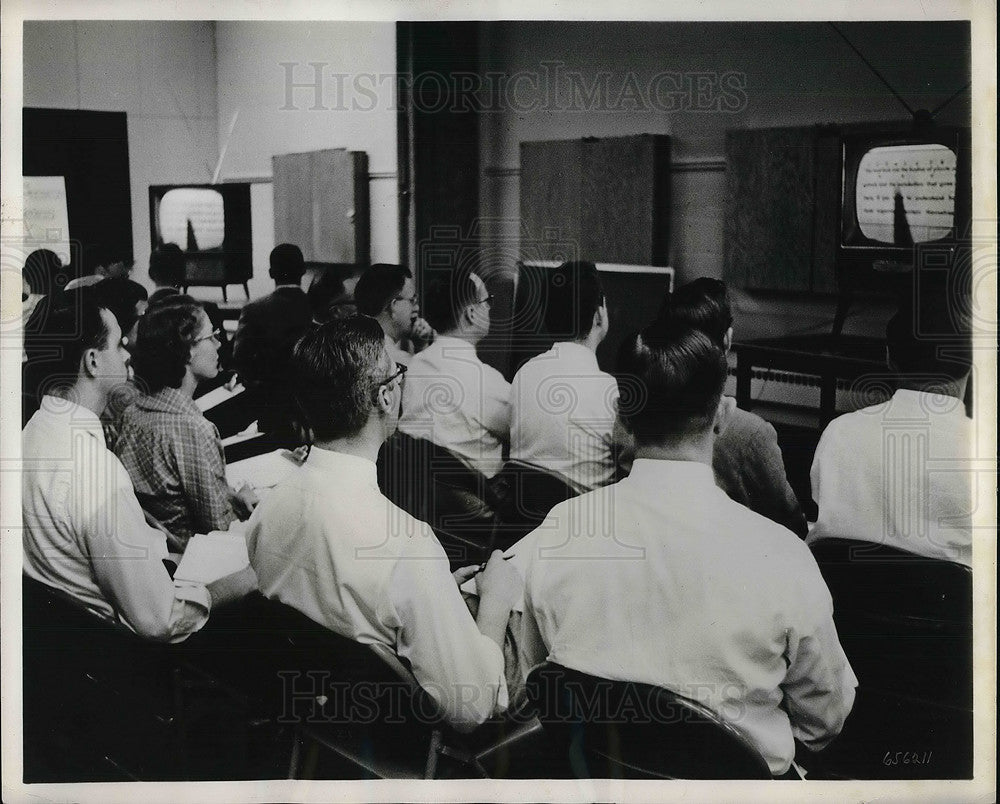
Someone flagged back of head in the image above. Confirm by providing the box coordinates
[23,249,65,296]
[23,288,110,401]
[148,244,186,287]
[616,321,728,445]
[421,268,479,334]
[269,243,306,285]
[132,299,204,393]
[659,277,732,347]
[83,243,133,278]
[308,271,357,323]
[93,278,148,336]
[353,263,411,317]
[543,260,605,341]
[886,301,972,384]
[291,316,386,441]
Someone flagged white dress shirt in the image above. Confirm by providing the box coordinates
[399,336,511,478]
[245,445,507,730]
[809,389,974,566]
[385,333,412,367]
[510,342,619,493]
[520,459,857,775]
[22,396,211,641]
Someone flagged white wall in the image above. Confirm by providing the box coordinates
[23,21,220,292]
[478,21,971,339]
[214,21,398,299]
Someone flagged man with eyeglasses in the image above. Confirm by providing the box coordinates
[354,263,435,367]
[398,269,511,479]
[22,288,255,640]
[246,317,521,730]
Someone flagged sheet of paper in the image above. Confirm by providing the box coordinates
[225,448,299,495]
[174,528,250,585]
[195,382,245,412]
[459,532,535,612]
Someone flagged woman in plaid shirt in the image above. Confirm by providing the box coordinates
[115,299,257,549]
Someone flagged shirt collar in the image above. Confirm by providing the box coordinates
[36,395,105,442]
[551,341,600,368]
[892,388,967,417]
[432,335,476,353]
[627,458,720,493]
[136,386,202,417]
[304,445,379,487]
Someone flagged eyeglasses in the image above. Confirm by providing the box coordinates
[193,328,221,345]
[378,362,408,388]
[392,294,419,306]
[475,294,494,308]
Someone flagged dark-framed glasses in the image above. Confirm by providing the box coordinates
[378,361,408,388]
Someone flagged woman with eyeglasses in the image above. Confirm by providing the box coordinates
[114,299,258,550]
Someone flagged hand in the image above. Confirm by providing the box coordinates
[475,550,523,609]
[225,373,241,392]
[410,317,435,350]
[231,482,259,520]
[452,564,481,588]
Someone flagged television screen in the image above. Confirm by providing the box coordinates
[840,127,968,256]
[149,183,252,291]
[853,143,956,245]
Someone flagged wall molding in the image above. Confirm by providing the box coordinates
[484,158,726,179]
[222,171,398,185]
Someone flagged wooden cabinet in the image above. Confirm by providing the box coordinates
[519,135,671,265]
[272,148,370,266]
[723,125,840,292]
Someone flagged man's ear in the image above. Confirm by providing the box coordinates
[374,382,395,416]
[81,348,100,379]
[713,395,737,437]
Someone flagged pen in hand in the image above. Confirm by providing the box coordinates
[476,554,515,573]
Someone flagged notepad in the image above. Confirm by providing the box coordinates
[195,382,245,412]
[225,448,300,495]
[174,529,250,585]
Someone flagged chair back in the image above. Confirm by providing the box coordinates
[809,538,971,705]
[377,431,496,567]
[807,538,973,779]
[524,662,772,779]
[488,460,579,550]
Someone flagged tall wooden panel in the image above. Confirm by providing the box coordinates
[519,135,671,265]
[272,148,369,266]
[723,125,840,293]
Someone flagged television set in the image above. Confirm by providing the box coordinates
[149,183,252,300]
[839,124,970,268]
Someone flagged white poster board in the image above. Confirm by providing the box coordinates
[21,176,71,265]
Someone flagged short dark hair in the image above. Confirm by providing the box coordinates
[886,302,972,382]
[84,242,132,277]
[308,271,357,323]
[421,268,479,333]
[616,322,728,444]
[659,277,733,348]
[543,261,605,340]
[132,299,205,393]
[93,278,148,337]
[269,243,306,284]
[23,288,112,401]
[291,316,387,441]
[22,249,66,296]
[148,244,185,287]
[353,264,412,317]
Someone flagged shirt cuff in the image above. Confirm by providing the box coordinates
[173,580,212,613]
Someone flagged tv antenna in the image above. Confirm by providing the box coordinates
[827,23,970,128]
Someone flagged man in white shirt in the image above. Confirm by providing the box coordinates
[354,263,434,366]
[245,317,522,731]
[510,261,619,493]
[399,270,511,479]
[22,289,254,641]
[520,322,857,776]
[809,303,974,566]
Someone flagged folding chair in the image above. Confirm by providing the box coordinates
[524,662,772,780]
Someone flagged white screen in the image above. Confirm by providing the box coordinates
[158,187,225,250]
[855,143,956,244]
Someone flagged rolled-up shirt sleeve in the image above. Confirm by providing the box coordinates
[387,537,507,731]
[87,458,211,642]
[781,569,858,750]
